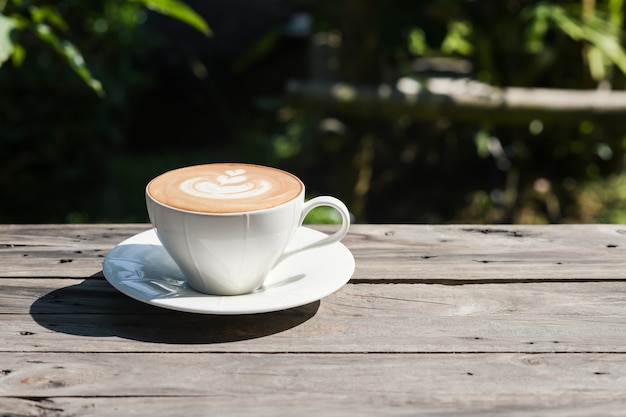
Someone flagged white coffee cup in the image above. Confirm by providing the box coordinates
[146,163,350,296]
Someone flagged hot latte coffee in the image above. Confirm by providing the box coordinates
[145,162,350,295]
[147,163,303,213]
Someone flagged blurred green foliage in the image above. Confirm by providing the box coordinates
[301,0,626,224]
[1,0,209,95]
[1,0,626,224]
[0,0,209,222]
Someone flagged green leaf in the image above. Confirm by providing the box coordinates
[608,0,624,26]
[441,21,473,56]
[408,27,427,55]
[523,6,550,53]
[0,13,17,66]
[29,5,69,32]
[132,0,211,36]
[587,45,607,81]
[527,4,626,78]
[584,25,626,76]
[474,129,490,159]
[11,40,24,65]
[35,23,104,97]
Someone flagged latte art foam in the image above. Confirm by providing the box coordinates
[180,169,272,200]
[148,164,303,213]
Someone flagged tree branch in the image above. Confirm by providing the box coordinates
[286,78,626,125]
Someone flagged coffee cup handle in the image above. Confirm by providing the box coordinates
[276,196,350,264]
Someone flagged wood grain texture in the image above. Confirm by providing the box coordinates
[2,353,626,416]
[0,224,150,278]
[2,280,626,353]
[2,224,626,416]
[2,224,626,280]
[345,224,626,281]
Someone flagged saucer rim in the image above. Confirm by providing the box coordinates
[102,227,355,315]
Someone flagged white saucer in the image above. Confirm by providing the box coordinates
[102,227,355,314]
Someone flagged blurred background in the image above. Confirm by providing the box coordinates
[1,0,626,224]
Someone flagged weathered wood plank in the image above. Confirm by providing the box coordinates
[3,280,626,353]
[0,224,150,278]
[5,396,626,417]
[346,224,626,280]
[2,224,626,417]
[2,352,626,416]
[2,224,626,280]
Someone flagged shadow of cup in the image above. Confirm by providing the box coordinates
[30,275,319,345]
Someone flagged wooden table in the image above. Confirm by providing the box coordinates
[2,224,626,416]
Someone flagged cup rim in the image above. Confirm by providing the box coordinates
[146,163,305,216]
